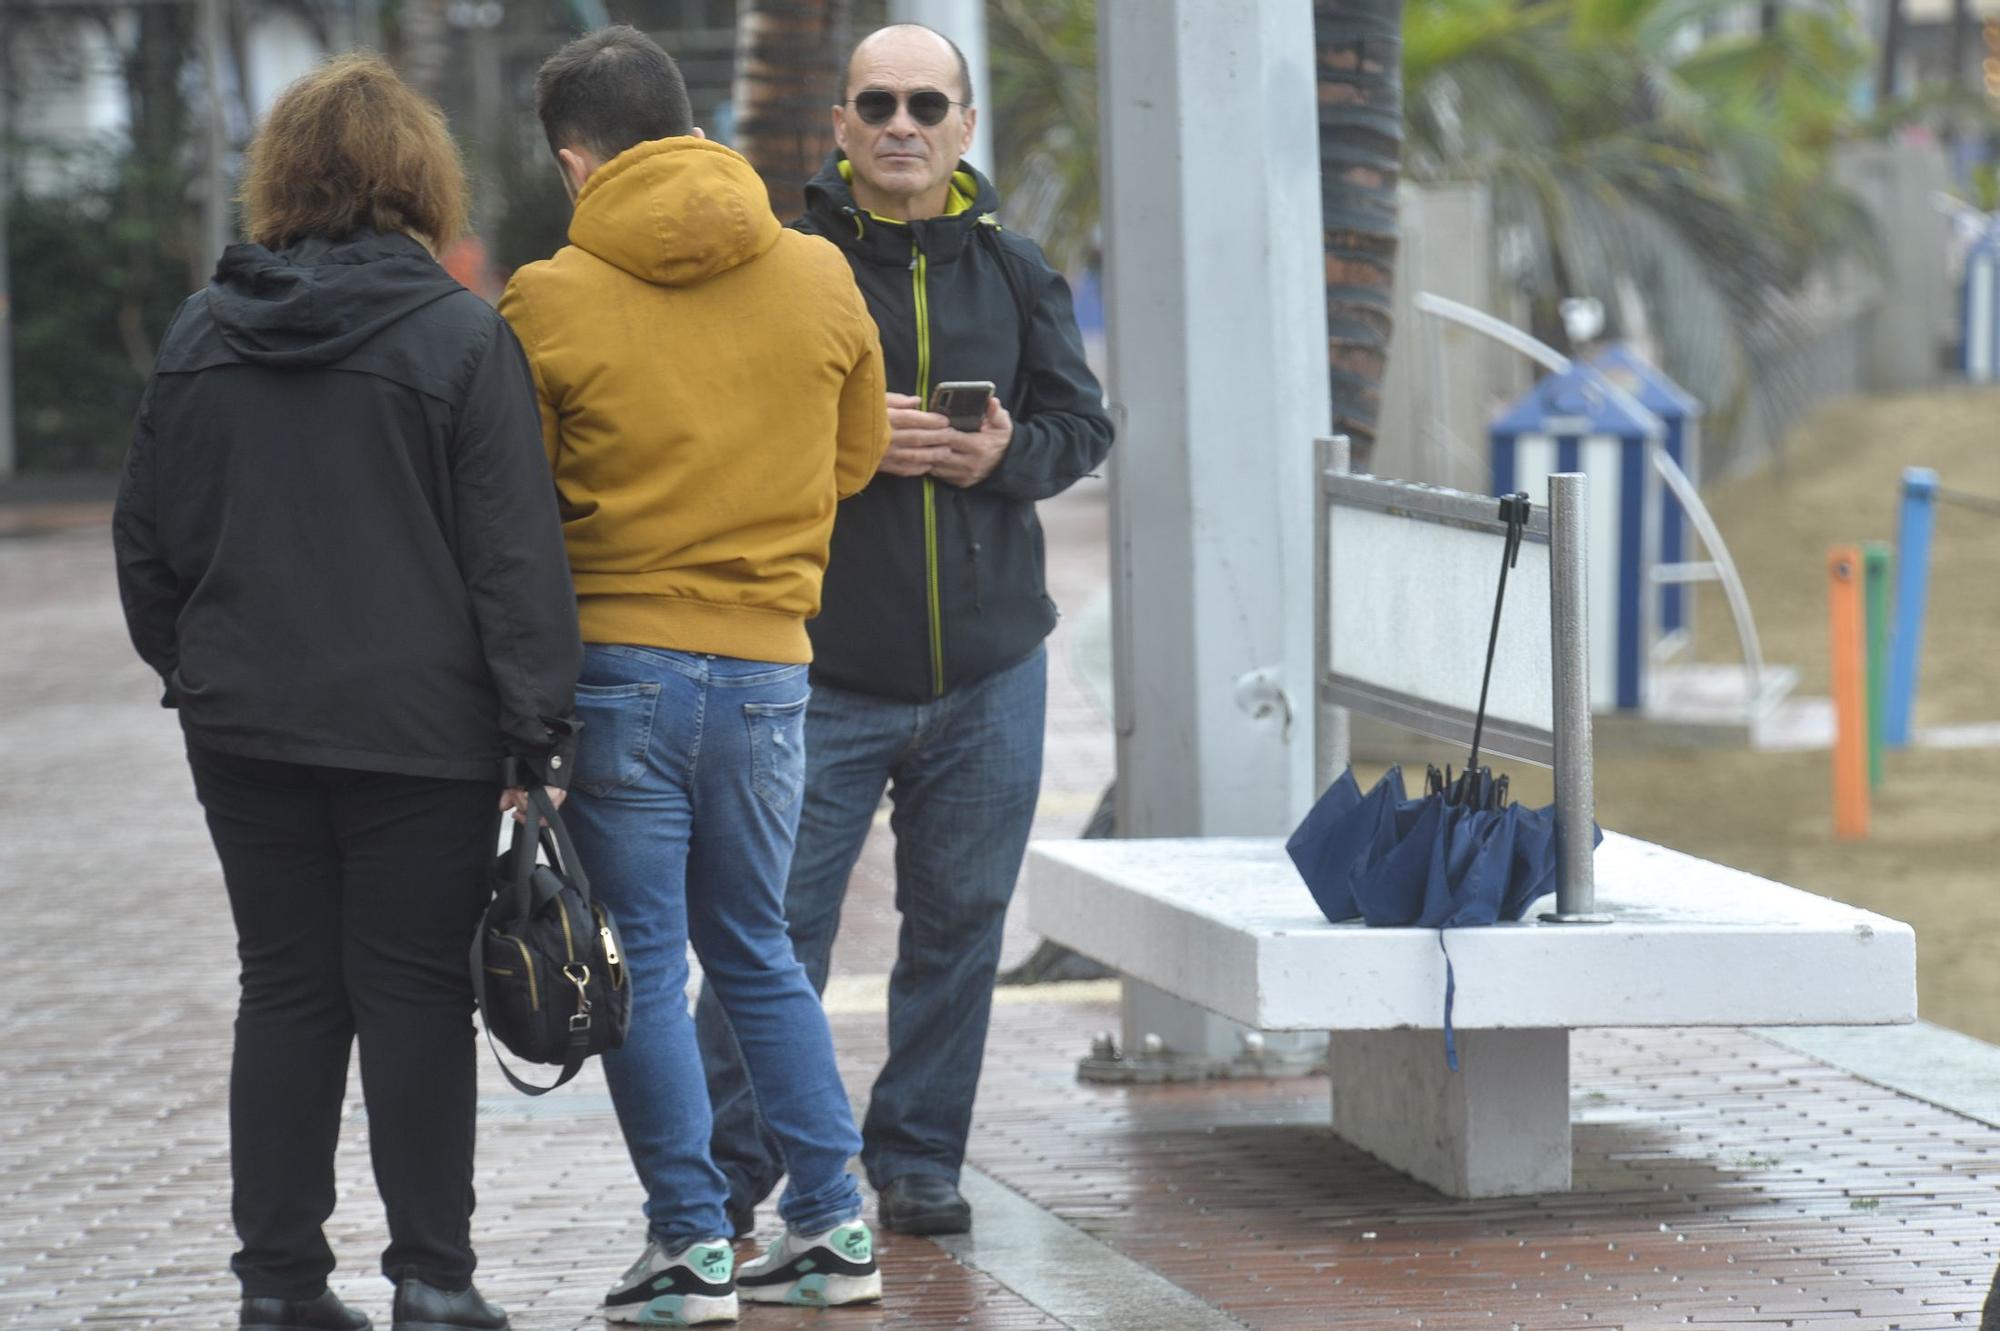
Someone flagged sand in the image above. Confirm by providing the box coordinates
[1577,389,2000,1040]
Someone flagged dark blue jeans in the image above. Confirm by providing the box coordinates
[696,646,1046,1200]
[564,645,863,1246]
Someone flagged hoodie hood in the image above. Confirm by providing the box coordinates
[569,138,782,288]
[206,229,463,368]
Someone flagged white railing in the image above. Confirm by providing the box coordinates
[1411,292,1772,717]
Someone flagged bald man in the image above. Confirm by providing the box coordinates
[694,23,1113,1236]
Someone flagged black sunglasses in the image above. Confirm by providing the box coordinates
[848,89,965,128]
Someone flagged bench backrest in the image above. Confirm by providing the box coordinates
[1312,438,1598,914]
[1321,472,1558,764]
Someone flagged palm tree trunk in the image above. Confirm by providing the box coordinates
[1315,0,1403,473]
[733,0,853,220]
[1950,0,1974,91]
[122,2,197,350]
[398,0,452,101]
[1877,0,1904,105]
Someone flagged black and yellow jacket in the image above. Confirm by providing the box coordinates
[797,154,1114,702]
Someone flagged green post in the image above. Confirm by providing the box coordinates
[1864,542,1892,789]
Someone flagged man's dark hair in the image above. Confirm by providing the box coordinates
[535,26,692,162]
[845,23,975,106]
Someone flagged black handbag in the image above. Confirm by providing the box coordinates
[471,786,630,1095]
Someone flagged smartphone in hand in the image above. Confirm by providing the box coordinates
[929,381,996,432]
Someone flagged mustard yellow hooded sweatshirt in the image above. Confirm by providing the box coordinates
[500,137,889,663]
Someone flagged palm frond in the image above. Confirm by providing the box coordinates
[987,0,1098,273]
[1404,0,1877,450]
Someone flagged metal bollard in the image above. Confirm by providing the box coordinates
[1862,543,1891,788]
[1885,467,1937,749]
[1542,473,1608,923]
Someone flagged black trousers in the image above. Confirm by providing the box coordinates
[188,745,498,1298]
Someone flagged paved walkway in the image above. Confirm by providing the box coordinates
[4,482,2000,1329]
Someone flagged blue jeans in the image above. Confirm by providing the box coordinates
[696,646,1046,1199]
[563,645,863,1246]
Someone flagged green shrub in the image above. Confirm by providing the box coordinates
[8,146,200,474]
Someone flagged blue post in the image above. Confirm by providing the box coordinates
[1884,468,1938,748]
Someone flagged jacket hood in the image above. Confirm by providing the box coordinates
[569,138,782,287]
[801,152,1001,233]
[206,229,463,368]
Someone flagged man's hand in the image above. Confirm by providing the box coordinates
[501,786,568,824]
[927,396,1014,489]
[879,393,955,478]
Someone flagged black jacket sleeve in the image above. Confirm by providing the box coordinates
[980,255,1115,503]
[112,382,183,703]
[450,318,584,788]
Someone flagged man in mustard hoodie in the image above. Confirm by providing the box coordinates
[499,27,889,1326]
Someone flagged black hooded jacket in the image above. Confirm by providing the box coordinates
[797,157,1114,701]
[113,229,581,785]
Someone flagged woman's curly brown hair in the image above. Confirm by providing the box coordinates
[238,52,468,252]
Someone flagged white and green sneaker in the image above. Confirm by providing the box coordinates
[736,1220,882,1307]
[601,1237,738,1325]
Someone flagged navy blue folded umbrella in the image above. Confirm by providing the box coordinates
[1285,763,1594,1070]
[1286,763,1564,931]
[1286,492,1600,1068]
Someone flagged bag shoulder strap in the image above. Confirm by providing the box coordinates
[529,786,592,903]
[976,221,1037,376]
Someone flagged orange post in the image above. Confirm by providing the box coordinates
[1828,547,1870,840]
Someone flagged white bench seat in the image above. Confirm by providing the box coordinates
[1025,833,1916,1197]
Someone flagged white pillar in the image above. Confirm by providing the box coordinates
[887,0,994,182]
[1099,0,1331,1061]
[1101,0,1327,842]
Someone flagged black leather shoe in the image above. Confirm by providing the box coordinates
[240,1289,371,1331]
[877,1174,972,1235]
[390,1279,508,1331]
[727,1195,758,1239]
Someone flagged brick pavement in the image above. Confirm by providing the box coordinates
[5,485,2000,1329]
[954,1013,2000,1328]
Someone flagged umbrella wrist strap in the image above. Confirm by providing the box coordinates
[1469,493,1531,771]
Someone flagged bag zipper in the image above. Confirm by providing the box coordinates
[595,905,624,989]
[506,937,538,1012]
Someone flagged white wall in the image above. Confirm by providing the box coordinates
[1374,181,1529,489]
[7,6,327,196]
[10,16,130,195]
[1834,139,1952,393]
[244,9,327,124]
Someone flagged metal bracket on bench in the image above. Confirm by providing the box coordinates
[1079,980,1326,1083]
[1077,1028,1326,1085]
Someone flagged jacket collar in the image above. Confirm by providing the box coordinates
[801,152,1003,265]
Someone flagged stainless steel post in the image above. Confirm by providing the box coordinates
[1543,472,1608,923]
[1313,435,1351,794]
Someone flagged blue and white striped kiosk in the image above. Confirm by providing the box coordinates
[1491,364,1666,712]
[1962,225,2000,384]
[1589,344,1702,644]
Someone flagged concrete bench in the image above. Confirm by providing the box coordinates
[1025,833,1916,1197]
[1038,457,1916,1198]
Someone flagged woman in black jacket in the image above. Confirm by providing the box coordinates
[112,55,580,1331]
